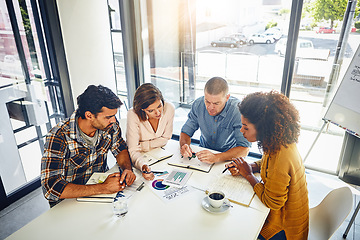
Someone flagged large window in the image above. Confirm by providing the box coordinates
[140,0,294,147]
[0,0,65,210]
[292,1,360,173]
[132,0,360,174]
[108,0,128,118]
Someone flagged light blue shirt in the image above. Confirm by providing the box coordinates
[181,96,251,152]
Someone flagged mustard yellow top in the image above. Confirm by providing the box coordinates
[254,143,309,240]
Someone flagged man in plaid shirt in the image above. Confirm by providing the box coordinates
[41,85,136,207]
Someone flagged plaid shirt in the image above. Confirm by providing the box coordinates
[41,111,127,205]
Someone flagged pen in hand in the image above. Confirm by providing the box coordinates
[120,178,127,187]
[181,152,196,160]
[222,165,236,174]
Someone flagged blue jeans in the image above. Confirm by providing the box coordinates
[258,230,286,240]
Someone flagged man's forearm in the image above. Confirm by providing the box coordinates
[179,132,191,147]
[216,146,250,162]
[116,149,133,171]
[60,182,109,199]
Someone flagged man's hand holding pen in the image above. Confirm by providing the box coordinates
[180,143,193,158]
[103,172,132,193]
[120,169,136,188]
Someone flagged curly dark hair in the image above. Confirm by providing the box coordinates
[133,83,164,121]
[76,85,122,119]
[238,90,300,154]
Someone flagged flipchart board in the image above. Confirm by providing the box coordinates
[324,44,360,138]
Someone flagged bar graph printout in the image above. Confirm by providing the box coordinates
[163,170,192,188]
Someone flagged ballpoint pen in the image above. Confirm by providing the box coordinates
[136,182,145,191]
[222,165,236,174]
[142,170,165,174]
[180,152,196,160]
[121,179,127,186]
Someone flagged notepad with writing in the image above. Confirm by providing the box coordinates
[166,145,215,173]
[142,147,174,166]
[207,173,260,207]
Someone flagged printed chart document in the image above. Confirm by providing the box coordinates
[167,145,216,173]
[163,170,192,188]
[142,147,173,166]
[76,172,144,203]
[207,173,260,207]
[146,170,193,203]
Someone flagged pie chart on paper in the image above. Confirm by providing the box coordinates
[152,179,169,190]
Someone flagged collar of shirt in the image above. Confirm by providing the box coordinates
[217,99,231,120]
[67,111,112,145]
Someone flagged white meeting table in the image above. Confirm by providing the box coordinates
[7,140,269,240]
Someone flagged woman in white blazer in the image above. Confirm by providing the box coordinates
[126,83,175,180]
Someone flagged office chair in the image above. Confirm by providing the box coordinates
[119,118,127,140]
[308,186,353,240]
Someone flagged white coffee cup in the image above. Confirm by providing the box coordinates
[208,190,225,208]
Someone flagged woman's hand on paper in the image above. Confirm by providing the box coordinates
[142,164,155,180]
[227,157,253,177]
[230,158,260,188]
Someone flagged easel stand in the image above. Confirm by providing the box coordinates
[338,132,360,238]
[343,200,360,238]
[303,119,329,163]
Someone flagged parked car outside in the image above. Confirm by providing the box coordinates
[316,27,336,34]
[248,33,275,44]
[211,37,242,48]
[264,28,282,41]
[275,38,329,60]
[229,33,247,45]
[275,38,314,56]
[264,32,282,41]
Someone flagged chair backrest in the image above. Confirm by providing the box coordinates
[119,118,127,140]
[308,186,353,240]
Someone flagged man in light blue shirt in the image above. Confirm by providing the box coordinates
[180,77,250,163]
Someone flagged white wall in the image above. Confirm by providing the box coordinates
[56,0,117,109]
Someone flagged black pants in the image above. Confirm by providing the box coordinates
[258,230,286,240]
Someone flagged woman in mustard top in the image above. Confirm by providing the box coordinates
[227,91,309,240]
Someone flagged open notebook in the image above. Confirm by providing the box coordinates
[142,147,173,166]
[206,173,260,207]
[167,145,216,173]
[76,171,144,203]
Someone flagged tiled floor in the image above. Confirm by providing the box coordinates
[0,169,359,240]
